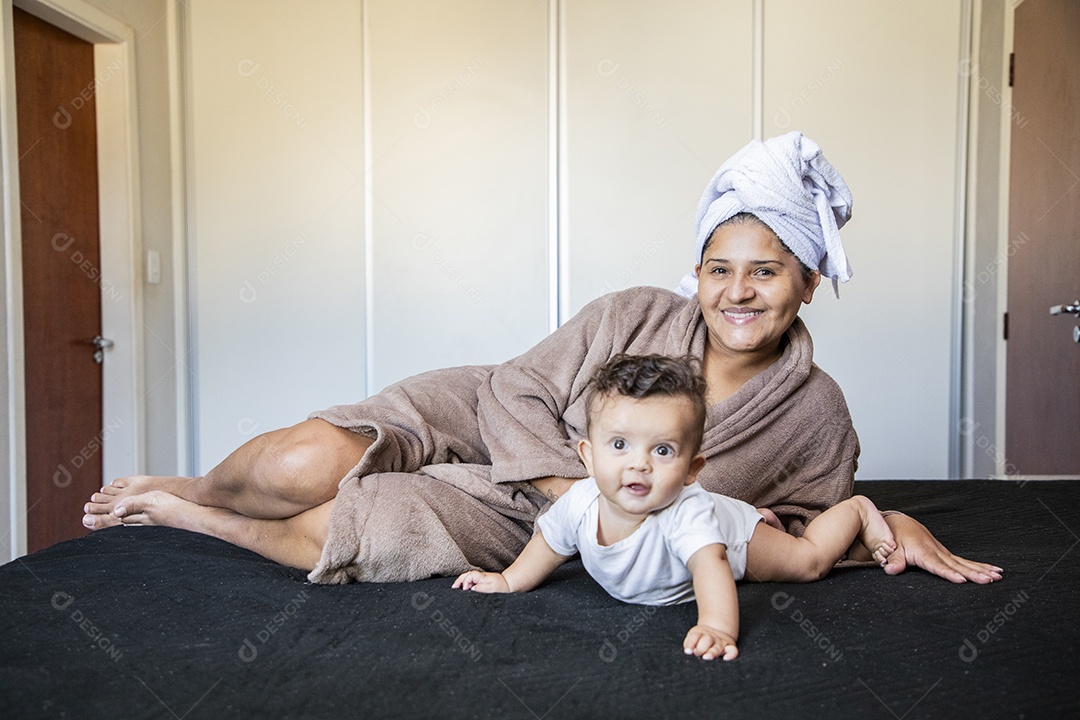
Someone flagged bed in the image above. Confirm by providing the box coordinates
[2,479,1077,719]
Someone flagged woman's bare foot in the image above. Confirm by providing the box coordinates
[852,495,897,565]
[110,490,333,572]
[113,490,193,527]
[82,476,196,530]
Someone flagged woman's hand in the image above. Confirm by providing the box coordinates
[683,624,739,661]
[452,570,511,593]
[881,512,1003,584]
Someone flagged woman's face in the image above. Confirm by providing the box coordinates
[695,221,821,360]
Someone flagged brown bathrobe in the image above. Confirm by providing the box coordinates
[308,286,858,584]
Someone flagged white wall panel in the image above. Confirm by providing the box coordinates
[366,0,550,392]
[564,0,753,314]
[189,0,365,471]
[763,0,964,478]
[181,0,970,480]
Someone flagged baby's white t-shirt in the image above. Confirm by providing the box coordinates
[536,478,763,605]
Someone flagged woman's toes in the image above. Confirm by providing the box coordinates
[85,503,103,515]
[82,512,118,530]
[114,491,168,525]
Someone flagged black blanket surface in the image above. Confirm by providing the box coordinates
[2,480,1077,719]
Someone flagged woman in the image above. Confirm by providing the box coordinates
[82,133,1000,585]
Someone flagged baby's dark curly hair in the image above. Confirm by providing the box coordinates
[585,354,707,453]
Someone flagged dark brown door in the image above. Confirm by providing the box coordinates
[14,8,104,551]
[1005,0,1080,475]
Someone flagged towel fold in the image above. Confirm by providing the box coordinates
[306,365,547,583]
[677,131,853,297]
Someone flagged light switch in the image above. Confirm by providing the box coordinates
[146,250,161,284]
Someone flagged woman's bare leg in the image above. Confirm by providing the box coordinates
[83,419,372,529]
[112,490,334,572]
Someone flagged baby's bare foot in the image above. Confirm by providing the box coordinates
[82,476,194,530]
[851,495,896,566]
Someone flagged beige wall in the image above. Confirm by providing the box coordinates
[364,0,550,389]
[563,0,754,311]
[186,0,366,469]
[176,0,976,476]
[764,0,966,478]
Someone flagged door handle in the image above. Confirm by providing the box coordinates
[1049,300,1080,317]
[89,335,114,364]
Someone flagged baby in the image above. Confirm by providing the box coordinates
[453,353,897,660]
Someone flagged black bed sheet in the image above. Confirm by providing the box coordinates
[2,480,1078,719]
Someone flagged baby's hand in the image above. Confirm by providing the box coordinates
[452,570,511,593]
[683,624,738,661]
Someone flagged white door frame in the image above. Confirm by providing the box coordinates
[993,2,1014,479]
[0,0,143,559]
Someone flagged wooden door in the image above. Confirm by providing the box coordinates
[14,9,104,551]
[1005,0,1080,475]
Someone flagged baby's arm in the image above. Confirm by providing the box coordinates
[683,544,740,661]
[452,529,569,594]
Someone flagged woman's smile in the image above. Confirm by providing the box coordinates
[721,307,764,324]
[695,220,820,364]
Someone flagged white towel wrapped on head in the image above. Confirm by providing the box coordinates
[676,131,853,297]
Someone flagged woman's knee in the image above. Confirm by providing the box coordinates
[251,420,371,491]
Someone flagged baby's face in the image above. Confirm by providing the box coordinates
[579,393,704,520]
